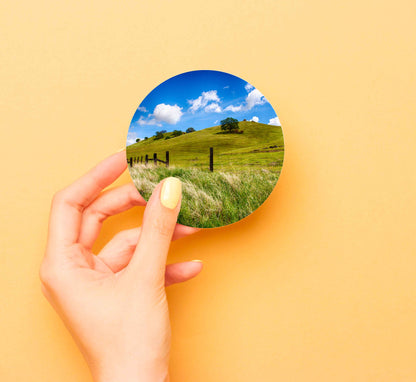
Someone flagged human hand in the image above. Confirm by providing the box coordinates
[40,151,203,382]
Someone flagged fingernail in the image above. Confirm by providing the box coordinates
[116,147,126,153]
[191,259,203,263]
[160,177,182,209]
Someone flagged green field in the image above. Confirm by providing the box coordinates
[130,165,279,228]
[126,121,284,173]
[126,121,284,227]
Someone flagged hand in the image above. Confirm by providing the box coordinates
[40,151,203,382]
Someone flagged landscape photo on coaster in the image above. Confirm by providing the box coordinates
[126,70,284,228]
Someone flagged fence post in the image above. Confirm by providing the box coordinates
[129,157,132,167]
[141,156,143,164]
[145,154,148,165]
[166,151,169,168]
[153,153,157,165]
[209,147,213,172]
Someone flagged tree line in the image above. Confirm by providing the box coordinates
[135,117,242,142]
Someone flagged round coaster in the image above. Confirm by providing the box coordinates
[126,70,284,228]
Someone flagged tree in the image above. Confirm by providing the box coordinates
[186,127,195,133]
[136,138,141,142]
[144,137,148,140]
[154,131,164,140]
[171,129,183,137]
[220,117,239,133]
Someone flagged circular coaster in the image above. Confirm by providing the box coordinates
[126,70,284,228]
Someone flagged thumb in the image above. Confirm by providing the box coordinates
[127,177,182,285]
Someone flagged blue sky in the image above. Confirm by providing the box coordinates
[127,70,280,145]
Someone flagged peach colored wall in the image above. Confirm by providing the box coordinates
[1,1,415,381]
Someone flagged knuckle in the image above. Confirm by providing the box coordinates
[51,191,61,206]
[83,205,105,222]
[128,184,145,205]
[51,189,67,206]
[39,260,58,289]
[125,231,140,248]
[114,229,138,248]
[40,283,48,297]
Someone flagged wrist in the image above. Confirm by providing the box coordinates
[95,369,169,382]
[92,361,169,382]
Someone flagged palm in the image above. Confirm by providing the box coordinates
[40,151,202,381]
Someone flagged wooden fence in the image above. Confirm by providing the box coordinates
[128,151,169,167]
[128,147,214,172]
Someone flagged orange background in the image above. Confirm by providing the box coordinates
[1,1,416,381]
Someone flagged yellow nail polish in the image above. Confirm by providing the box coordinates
[160,177,182,209]
[116,147,126,153]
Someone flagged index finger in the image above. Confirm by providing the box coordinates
[47,150,127,251]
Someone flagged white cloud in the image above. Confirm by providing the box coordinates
[135,103,183,126]
[127,132,139,146]
[205,103,222,113]
[136,116,161,126]
[153,103,183,124]
[250,116,259,122]
[224,89,266,114]
[268,116,281,126]
[137,105,147,112]
[188,90,220,112]
[246,89,266,110]
[223,85,230,89]
[245,83,254,92]
[224,104,243,112]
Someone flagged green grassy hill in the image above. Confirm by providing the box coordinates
[126,121,284,172]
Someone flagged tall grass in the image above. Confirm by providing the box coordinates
[130,165,280,228]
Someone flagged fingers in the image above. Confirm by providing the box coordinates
[165,261,203,286]
[99,230,203,284]
[47,151,127,253]
[97,228,141,272]
[78,183,146,250]
[173,224,201,239]
[98,225,201,273]
[127,177,182,284]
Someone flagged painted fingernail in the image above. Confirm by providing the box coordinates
[160,177,182,209]
[191,259,203,263]
[116,147,126,153]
